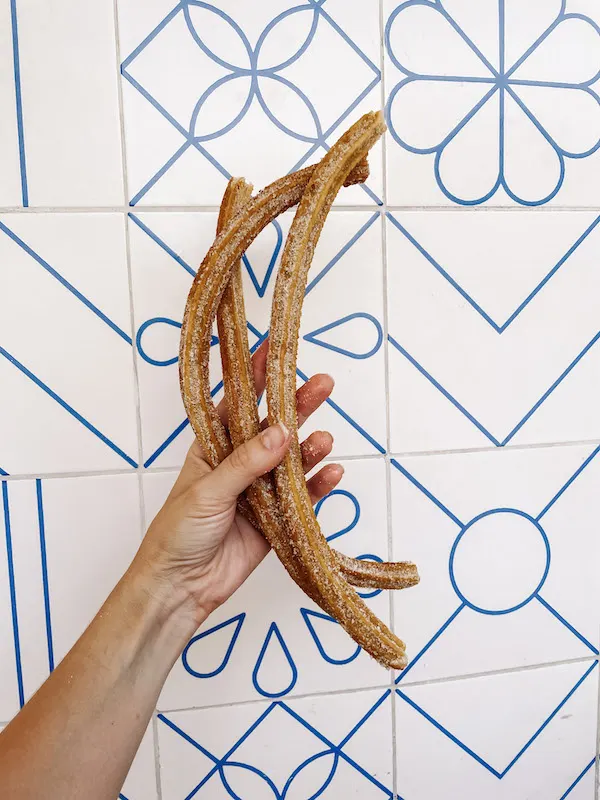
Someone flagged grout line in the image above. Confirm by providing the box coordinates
[154,655,598,716]
[3,434,600,481]
[112,2,159,797]
[158,680,394,715]
[378,4,400,796]
[399,655,599,689]
[4,204,600,214]
[595,622,600,799]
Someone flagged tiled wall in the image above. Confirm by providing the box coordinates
[1,1,599,798]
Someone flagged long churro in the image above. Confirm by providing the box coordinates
[216,181,419,592]
[266,112,408,668]
[180,161,368,470]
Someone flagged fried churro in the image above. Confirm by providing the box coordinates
[266,111,408,668]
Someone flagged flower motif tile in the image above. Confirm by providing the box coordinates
[0,213,139,474]
[143,457,398,709]
[386,210,600,453]
[384,0,600,206]
[130,210,387,468]
[157,688,393,798]
[118,0,383,206]
[391,444,600,683]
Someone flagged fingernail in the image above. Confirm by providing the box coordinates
[261,422,289,451]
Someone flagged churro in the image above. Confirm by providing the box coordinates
[216,181,419,592]
[266,111,408,668]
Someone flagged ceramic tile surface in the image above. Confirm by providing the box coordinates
[1,1,600,798]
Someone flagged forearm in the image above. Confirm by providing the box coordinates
[0,558,199,800]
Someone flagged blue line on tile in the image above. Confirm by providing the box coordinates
[502,329,600,445]
[536,596,599,655]
[0,221,132,345]
[305,212,379,296]
[306,0,380,74]
[396,604,465,684]
[121,3,183,69]
[2,481,24,707]
[157,713,219,763]
[501,661,597,776]
[559,757,596,800]
[387,335,500,446]
[128,140,191,207]
[0,466,8,476]
[128,213,196,276]
[143,418,189,468]
[398,660,597,778]
[10,0,28,206]
[338,689,390,748]
[537,444,600,521]
[296,366,386,454]
[388,330,600,448]
[388,212,600,334]
[397,688,501,776]
[0,345,137,467]
[390,459,464,528]
[36,479,54,672]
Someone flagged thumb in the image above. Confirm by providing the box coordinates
[202,422,290,504]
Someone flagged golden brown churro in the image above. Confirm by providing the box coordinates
[216,181,419,592]
[266,112,408,668]
[180,161,368,470]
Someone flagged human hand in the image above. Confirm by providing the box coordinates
[136,342,342,625]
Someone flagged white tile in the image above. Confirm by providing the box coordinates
[386,211,600,453]
[157,688,393,798]
[0,213,139,474]
[15,0,123,206]
[0,1,23,207]
[118,0,382,206]
[396,662,598,799]
[391,445,600,683]
[384,0,600,207]
[0,474,140,721]
[130,210,386,468]
[144,458,398,710]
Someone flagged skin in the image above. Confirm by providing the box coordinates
[0,342,342,800]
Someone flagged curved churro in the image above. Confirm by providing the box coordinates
[266,112,408,668]
[216,181,419,592]
[180,160,368,470]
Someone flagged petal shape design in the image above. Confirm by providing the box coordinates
[301,608,361,665]
[387,77,493,153]
[303,313,383,359]
[283,750,339,800]
[512,84,600,157]
[252,622,298,698]
[191,75,253,141]
[314,488,360,543]
[182,613,245,678]
[183,1,252,72]
[509,14,600,86]
[136,317,182,367]
[386,1,493,78]
[502,89,564,205]
[441,0,501,71]
[435,88,501,204]
[220,762,280,800]
[255,5,319,72]
[256,75,322,143]
[503,0,565,73]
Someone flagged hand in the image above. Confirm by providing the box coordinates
[136,342,342,625]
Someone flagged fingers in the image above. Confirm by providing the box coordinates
[202,422,291,506]
[307,463,344,504]
[260,373,334,431]
[216,338,269,426]
[300,430,333,473]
